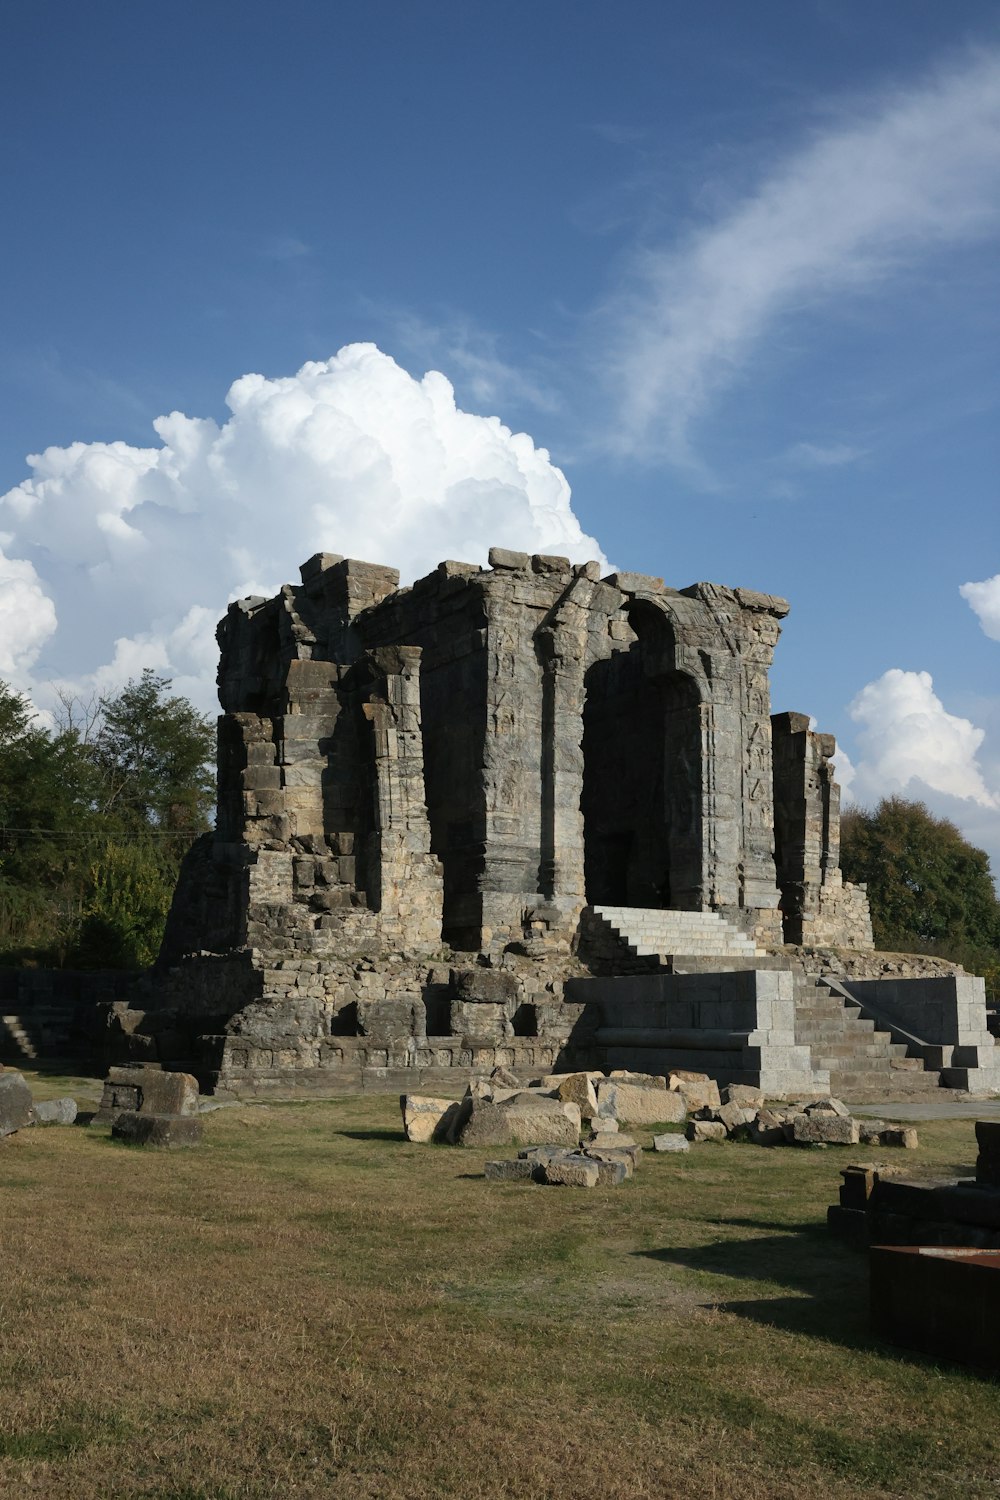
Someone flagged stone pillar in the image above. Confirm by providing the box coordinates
[361,646,444,951]
[536,572,605,928]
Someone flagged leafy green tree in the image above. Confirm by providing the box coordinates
[0,672,215,967]
[0,682,99,958]
[90,669,215,832]
[841,797,1000,992]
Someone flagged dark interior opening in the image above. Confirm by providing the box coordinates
[581,602,703,909]
[511,1002,538,1037]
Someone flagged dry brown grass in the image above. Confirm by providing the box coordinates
[2,1077,999,1499]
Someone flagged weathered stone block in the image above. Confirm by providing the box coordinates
[0,1073,34,1137]
[609,1070,666,1089]
[669,1073,721,1112]
[597,1081,684,1126]
[400,1095,465,1143]
[748,1109,786,1146]
[653,1133,690,1153]
[95,1066,199,1124]
[686,1120,727,1143]
[31,1097,78,1126]
[722,1085,765,1110]
[792,1114,860,1146]
[484,1158,535,1182]
[542,1154,600,1188]
[112,1113,204,1147]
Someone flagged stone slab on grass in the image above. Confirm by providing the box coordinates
[597,1080,685,1126]
[112,1113,204,1147]
[0,1073,33,1137]
[541,1154,600,1188]
[485,1158,535,1182]
[401,1094,465,1143]
[687,1120,727,1143]
[792,1114,860,1146]
[31,1097,78,1126]
[653,1133,690,1154]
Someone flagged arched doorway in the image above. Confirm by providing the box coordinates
[581,603,703,909]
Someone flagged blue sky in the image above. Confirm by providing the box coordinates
[1,1,998,868]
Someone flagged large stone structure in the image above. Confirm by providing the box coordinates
[144,546,882,1093]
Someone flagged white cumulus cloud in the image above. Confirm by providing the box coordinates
[960,572,1000,642]
[0,344,606,713]
[605,45,1000,461]
[847,668,999,810]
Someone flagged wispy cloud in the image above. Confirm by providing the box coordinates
[602,45,1000,465]
[388,309,562,416]
[782,441,866,469]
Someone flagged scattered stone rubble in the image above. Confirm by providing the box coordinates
[401,1065,918,1185]
[0,1063,78,1137]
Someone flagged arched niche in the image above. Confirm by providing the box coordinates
[581,599,704,910]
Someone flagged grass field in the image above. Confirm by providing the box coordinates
[2,1071,998,1499]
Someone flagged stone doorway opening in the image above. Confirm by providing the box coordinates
[581,601,703,910]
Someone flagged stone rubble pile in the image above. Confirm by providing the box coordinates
[401,1065,918,1185]
[0,1063,78,1137]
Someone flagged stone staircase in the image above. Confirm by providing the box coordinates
[793,975,940,1097]
[0,1004,76,1063]
[587,906,764,967]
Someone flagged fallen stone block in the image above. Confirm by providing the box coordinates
[518,1144,567,1164]
[401,1095,465,1143]
[863,1124,919,1149]
[504,1099,581,1147]
[588,1115,619,1135]
[94,1065,199,1126]
[111,1113,203,1147]
[597,1080,685,1126]
[609,1070,666,1089]
[489,1066,520,1088]
[553,1072,599,1117]
[0,1073,34,1137]
[792,1114,860,1146]
[748,1109,786,1146]
[716,1102,756,1136]
[584,1145,636,1178]
[721,1085,765,1111]
[653,1133,690,1153]
[590,1156,628,1186]
[457,1101,514,1148]
[484,1158,535,1182]
[460,1097,580,1148]
[31,1097,78,1126]
[686,1120,727,1143]
[669,1074,721,1112]
[542,1154,600,1188]
[806,1097,850,1118]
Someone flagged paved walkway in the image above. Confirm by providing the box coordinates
[852,1094,1000,1122]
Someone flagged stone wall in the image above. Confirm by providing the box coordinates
[142,545,874,1090]
[772,711,873,949]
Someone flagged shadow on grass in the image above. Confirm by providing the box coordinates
[335,1128,406,1142]
[636,1219,876,1346]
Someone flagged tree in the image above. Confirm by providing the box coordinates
[89,669,215,832]
[0,672,216,968]
[841,797,1000,990]
[0,682,99,957]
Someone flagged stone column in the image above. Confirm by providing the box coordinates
[361,646,443,951]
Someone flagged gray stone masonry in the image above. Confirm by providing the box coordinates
[138,547,878,1092]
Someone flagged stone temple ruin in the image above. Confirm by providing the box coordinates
[77,546,995,1098]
